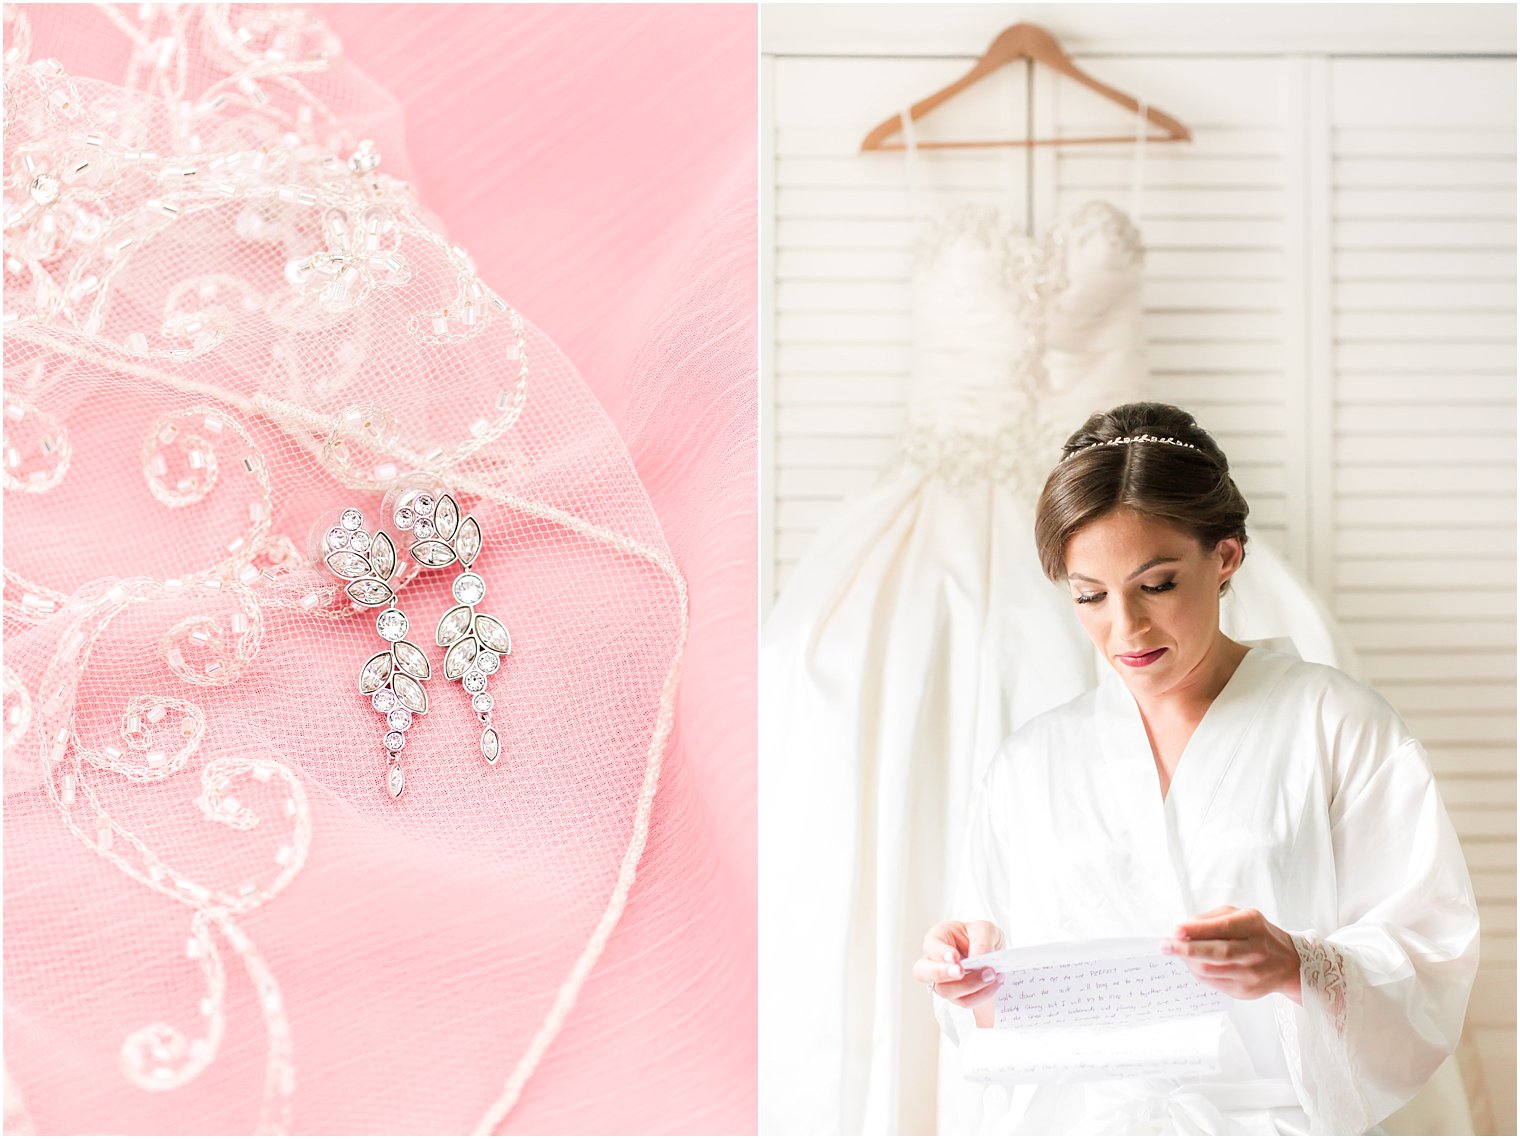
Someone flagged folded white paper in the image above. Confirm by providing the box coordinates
[957,937,1228,1084]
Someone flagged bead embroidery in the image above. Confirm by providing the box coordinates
[888,200,1145,491]
[886,420,1054,493]
[1,4,684,1131]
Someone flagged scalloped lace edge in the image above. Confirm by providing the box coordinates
[1273,931,1376,1135]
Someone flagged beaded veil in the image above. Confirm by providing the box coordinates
[1,5,718,1132]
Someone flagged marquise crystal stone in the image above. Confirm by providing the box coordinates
[325,550,369,579]
[341,508,363,530]
[376,609,408,641]
[387,707,412,731]
[410,540,456,568]
[391,672,427,714]
[384,730,405,752]
[349,529,372,553]
[346,578,393,606]
[326,526,349,550]
[434,494,459,540]
[476,650,500,675]
[369,531,396,580]
[444,636,478,680]
[372,688,397,712]
[359,652,392,694]
[387,764,405,798]
[452,573,485,605]
[474,614,511,654]
[480,726,500,764]
[472,692,494,713]
[454,517,481,565]
[436,604,472,646]
[391,640,431,680]
[462,669,487,694]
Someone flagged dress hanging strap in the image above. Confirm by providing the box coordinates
[1129,98,1148,226]
[900,108,928,221]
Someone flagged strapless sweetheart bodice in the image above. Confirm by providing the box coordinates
[895,199,1147,489]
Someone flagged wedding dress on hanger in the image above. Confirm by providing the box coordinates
[758,107,1368,1135]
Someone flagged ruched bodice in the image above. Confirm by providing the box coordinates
[896,200,1147,491]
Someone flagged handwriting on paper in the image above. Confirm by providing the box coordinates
[991,952,1225,1029]
[956,938,1229,1084]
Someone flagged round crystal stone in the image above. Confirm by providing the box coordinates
[472,692,494,714]
[349,529,371,553]
[30,174,59,205]
[341,508,363,530]
[326,526,349,551]
[387,707,412,731]
[371,688,396,713]
[412,493,435,518]
[393,506,415,531]
[412,517,435,540]
[453,573,485,605]
[476,650,500,675]
[384,730,405,752]
[376,609,408,641]
[462,670,487,694]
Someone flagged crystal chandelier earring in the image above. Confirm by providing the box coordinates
[382,474,511,768]
[311,506,431,799]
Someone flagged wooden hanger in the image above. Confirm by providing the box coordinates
[859,23,1190,152]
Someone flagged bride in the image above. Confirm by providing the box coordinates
[919,403,1479,1135]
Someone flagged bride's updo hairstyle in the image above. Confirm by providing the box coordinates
[1035,402,1249,592]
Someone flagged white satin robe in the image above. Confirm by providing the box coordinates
[934,645,1479,1135]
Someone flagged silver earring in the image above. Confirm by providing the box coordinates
[383,476,511,768]
[314,506,430,799]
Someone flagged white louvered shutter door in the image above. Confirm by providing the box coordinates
[1327,56,1516,1124]
[763,39,1516,1133]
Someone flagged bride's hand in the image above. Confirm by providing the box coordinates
[1161,905,1304,1004]
[913,920,1005,1010]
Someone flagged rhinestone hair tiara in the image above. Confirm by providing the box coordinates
[1062,434,1202,461]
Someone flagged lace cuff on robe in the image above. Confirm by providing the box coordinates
[1272,931,1377,1135]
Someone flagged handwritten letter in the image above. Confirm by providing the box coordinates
[956,938,1228,1084]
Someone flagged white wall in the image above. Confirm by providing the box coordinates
[761,4,1515,1131]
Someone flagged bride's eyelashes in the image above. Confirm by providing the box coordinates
[1073,580,1178,605]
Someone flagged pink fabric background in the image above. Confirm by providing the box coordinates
[319,6,759,1131]
[320,7,760,1130]
[5,4,756,1133]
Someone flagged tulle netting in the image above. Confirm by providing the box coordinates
[0,5,740,1132]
